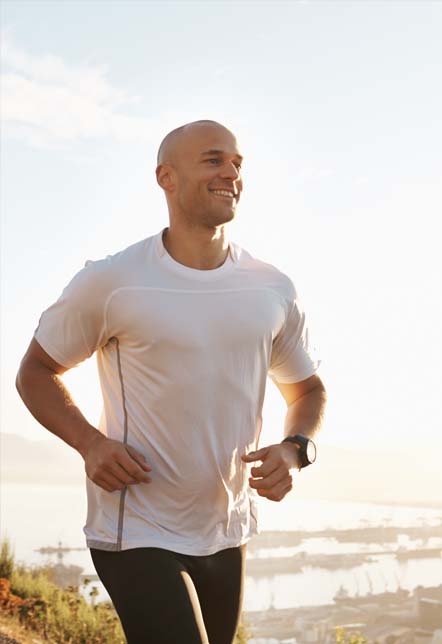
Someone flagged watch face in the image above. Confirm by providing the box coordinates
[306,439,317,463]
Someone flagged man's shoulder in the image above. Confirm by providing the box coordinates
[233,242,296,301]
[65,234,156,298]
[80,234,155,278]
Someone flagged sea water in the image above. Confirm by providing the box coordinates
[2,483,441,610]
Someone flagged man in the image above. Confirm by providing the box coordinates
[16,120,326,644]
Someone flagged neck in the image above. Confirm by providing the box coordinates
[162,224,230,270]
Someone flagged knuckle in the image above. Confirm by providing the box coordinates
[96,466,108,479]
[90,468,101,481]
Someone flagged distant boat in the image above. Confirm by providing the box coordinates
[35,545,86,553]
[35,540,86,555]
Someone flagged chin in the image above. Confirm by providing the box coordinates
[190,204,237,229]
[209,208,237,227]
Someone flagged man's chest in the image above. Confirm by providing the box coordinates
[106,287,286,352]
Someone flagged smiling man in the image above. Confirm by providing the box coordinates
[16,120,326,644]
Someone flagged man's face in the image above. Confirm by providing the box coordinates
[171,125,243,228]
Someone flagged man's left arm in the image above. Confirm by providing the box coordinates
[241,374,327,502]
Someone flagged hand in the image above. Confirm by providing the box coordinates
[83,433,152,492]
[241,443,300,502]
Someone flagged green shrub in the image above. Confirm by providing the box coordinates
[1,538,124,643]
[0,538,15,579]
[1,538,249,643]
[336,626,367,643]
[235,620,252,643]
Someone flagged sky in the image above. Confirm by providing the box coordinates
[1,0,442,467]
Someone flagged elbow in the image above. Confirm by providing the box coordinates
[313,376,327,413]
[310,374,327,400]
[319,380,327,407]
[16,362,27,399]
[316,375,327,397]
[16,355,34,400]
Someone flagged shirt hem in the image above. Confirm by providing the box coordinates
[269,360,321,384]
[34,330,76,369]
[86,530,257,556]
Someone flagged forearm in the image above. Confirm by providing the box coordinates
[16,364,102,458]
[283,384,327,440]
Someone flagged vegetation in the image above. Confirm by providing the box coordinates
[336,626,367,643]
[0,538,249,643]
[235,621,252,644]
[0,539,14,579]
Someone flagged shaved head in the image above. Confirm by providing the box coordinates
[155,119,243,230]
[157,120,233,166]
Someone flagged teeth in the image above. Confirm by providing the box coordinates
[212,189,234,198]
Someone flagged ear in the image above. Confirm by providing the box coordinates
[156,163,175,193]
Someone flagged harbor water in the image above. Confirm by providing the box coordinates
[2,482,442,611]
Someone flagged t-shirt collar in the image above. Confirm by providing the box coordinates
[155,228,240,280]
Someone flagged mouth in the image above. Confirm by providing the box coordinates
[209,188,238,201]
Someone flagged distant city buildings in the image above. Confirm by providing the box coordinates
[245,584,442,644]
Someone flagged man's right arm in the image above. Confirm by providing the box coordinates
[16,338,152,492]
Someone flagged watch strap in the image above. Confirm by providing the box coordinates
[282,434,315,468]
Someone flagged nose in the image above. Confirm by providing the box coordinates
[220,161,241,181]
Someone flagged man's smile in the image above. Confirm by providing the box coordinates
[209,188,238,200]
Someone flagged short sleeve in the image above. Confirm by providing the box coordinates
[268,296,320,384]
[34,261,110,369]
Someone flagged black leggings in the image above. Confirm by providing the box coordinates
[90,545,246,644]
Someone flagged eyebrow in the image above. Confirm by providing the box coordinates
[200,149,244,162]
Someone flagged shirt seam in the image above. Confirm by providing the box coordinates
[103,286,290,338]
[34,331,73,368]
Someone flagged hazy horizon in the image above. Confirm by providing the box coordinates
[3,431,441,509]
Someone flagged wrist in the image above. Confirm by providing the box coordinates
[76,426,105,460]
[281,441,302,471]
[281,434,317,469]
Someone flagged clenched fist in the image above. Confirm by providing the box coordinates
[83,433,152,492]
[241,442,300,502]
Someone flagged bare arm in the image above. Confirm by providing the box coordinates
[16,338,152,491]
[275,373,327,442]
[242,374,326,502]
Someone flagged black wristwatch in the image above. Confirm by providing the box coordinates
[282,434,317,469]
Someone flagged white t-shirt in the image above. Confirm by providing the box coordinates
[35,228,320,555]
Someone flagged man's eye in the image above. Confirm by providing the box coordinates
[206,158,242,170]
